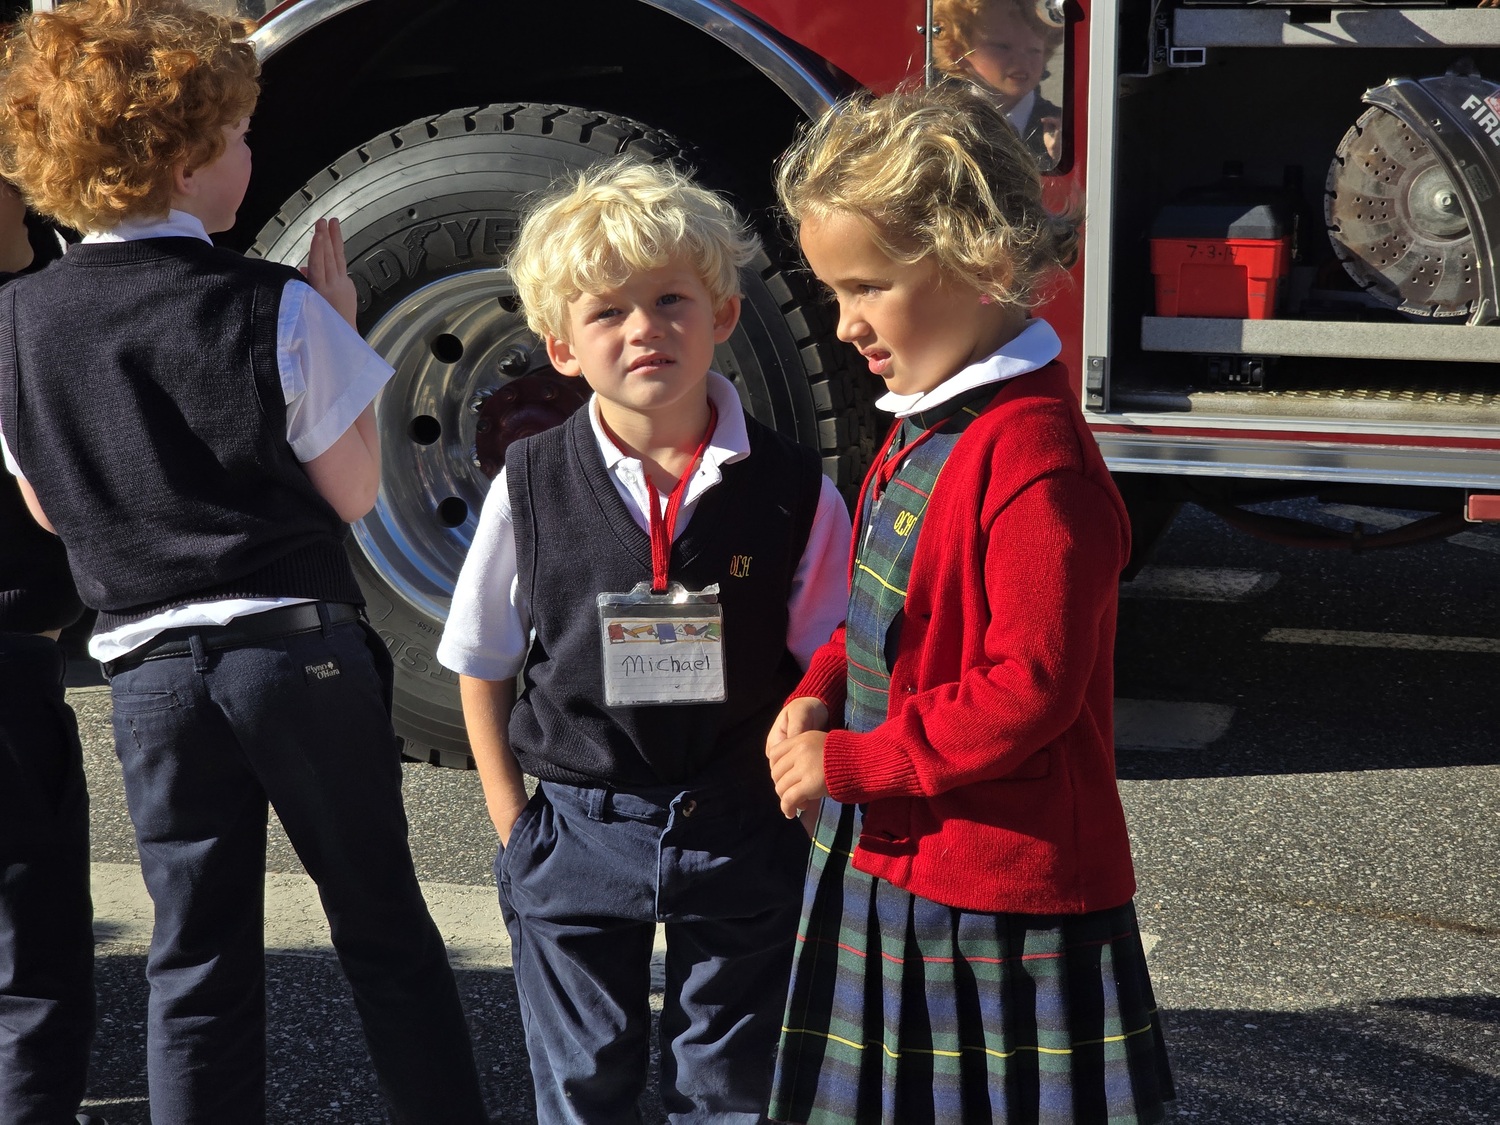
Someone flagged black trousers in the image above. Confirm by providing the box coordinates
[0,632,95,1125]
[105,606,487,1125]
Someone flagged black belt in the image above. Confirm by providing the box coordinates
[102,601,362,676]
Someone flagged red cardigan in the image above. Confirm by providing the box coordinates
[794,362,1138,914]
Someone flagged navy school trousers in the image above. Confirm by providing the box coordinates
[499,772,811,1124]
[0,632,95,1125]
[104,604,487,1125]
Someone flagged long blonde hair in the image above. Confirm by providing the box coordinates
[776,82,1079,309]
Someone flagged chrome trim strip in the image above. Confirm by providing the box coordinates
[253,0,844,116]
[1081,0,1119,410]
[1093,409,1500,442]
[251,0,370,58]
[638,0,842,116]
[1099,432,1500,489]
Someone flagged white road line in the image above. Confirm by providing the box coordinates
[92,859,1164,995]
[1119,565,1279,602]
[1323,503,1500,555]
[91,862,669,980]
[1114,699,1236,751]
[1264,628,1500,654]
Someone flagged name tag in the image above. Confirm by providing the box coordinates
[598,583,726,706]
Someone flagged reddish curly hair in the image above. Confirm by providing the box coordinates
[0,0,258,231]
[934,0,1065,74]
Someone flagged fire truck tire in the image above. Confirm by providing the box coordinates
[249,102,867,769]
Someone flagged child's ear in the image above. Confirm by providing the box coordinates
[544,333,585,377]
[712,295,741,344]
[170,161,195,205]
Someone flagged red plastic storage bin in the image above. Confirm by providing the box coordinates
[1151,236,1291,319]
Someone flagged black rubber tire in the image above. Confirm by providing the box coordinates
[250,103,869,768]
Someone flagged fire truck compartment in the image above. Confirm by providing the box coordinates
[1105,32,1500,426]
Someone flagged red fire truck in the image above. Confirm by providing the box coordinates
[213,0,1500,765]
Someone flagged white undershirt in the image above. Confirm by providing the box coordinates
[1007,90,1038,135]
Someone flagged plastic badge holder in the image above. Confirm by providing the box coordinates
[597,582,726,706]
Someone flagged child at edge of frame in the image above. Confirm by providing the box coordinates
[435,156,853,1122]
[0,174,104,1125]
[764,81,1177,1125]
[0,2,488,1122]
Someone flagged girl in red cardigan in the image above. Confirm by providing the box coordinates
[764,82,1174,1124]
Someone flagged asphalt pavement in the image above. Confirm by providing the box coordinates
[66,497,1500,1123]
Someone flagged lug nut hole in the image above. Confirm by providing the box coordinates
[409,415,442,445]
[431,333,465,363]
[437,497,469,528]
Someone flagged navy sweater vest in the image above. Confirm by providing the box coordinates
[508,405,823,788]
[0,238,361,629]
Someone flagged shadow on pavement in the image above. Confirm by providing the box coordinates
[1164,994,1500,1123]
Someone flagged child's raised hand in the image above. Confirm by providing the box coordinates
[767,729,829,820]
[303,216,358,329]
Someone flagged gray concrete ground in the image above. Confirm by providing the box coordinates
[69,499,1500,1121]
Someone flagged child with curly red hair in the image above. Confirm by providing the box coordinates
[0,3,488,1121]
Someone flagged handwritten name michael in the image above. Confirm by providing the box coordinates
[620,653,716,676]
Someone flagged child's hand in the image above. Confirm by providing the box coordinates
[766,696,830,750]
[768,729,829,820]
[303,216,358,328]
[489,792,531,848]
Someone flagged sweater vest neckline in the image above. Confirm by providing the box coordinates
[62,236,218,267]
[508,410,822,788]
[565,407,723,586]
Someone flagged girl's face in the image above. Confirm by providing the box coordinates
[799,210,1015,398]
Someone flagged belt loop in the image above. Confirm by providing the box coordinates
[586,787,609,822]
[188,632,209,674]
[316,600,333,637]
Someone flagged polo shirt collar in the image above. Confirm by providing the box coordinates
[81,209,212,245]
[587,369,749,473]
[877,318,1060,419]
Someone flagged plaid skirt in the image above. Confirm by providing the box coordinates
[769,800,1175,1125]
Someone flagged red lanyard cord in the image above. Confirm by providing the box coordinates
[602,402,719,593]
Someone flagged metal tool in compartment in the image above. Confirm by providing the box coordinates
[1326,66,1500,324]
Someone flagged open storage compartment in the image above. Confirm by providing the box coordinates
[1103,7,1500,426]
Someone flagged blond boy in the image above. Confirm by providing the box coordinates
[438,158,850,1122]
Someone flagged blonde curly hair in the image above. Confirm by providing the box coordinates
[933,0,1065,74]
[776,82,1079,310]
[508,157,760,342]
[0,0,258,232]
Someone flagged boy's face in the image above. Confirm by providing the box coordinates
[545,255,740,428]
[172,117,252,233]
[958,5,1049,111]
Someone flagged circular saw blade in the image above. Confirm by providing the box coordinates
[1325,104,1478,318]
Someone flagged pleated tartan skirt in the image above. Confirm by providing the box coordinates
[769,800,1175,1125]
